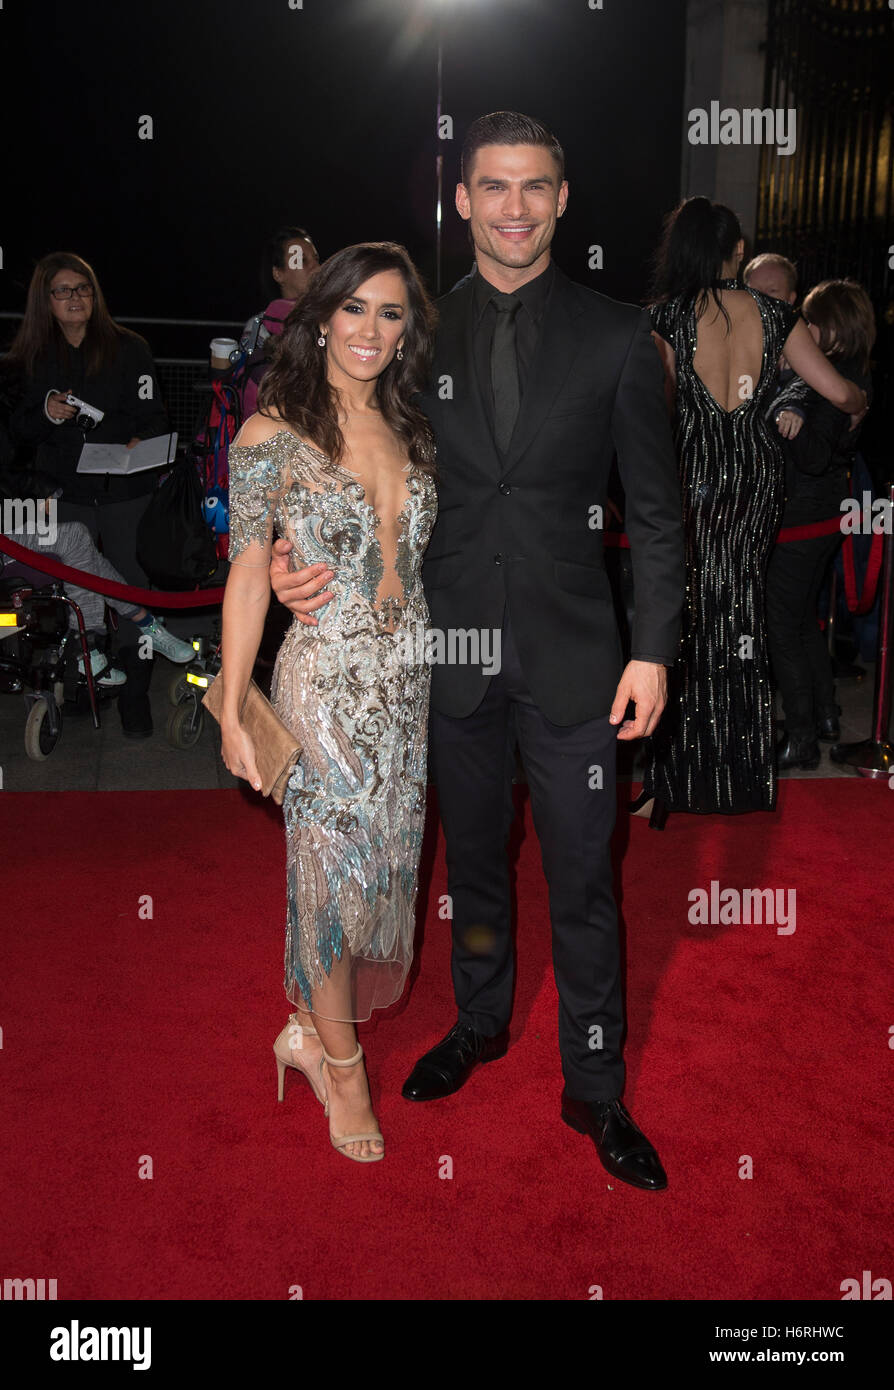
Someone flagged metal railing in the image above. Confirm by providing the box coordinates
[0,312,242,330]
[155,359,216,442]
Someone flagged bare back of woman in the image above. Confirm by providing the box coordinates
[644,197,866,819]
[647,278,802,814]
[692,288,765,412]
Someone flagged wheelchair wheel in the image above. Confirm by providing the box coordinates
[25,699,62,760]
[168,671,190,706]
[167,699,203,749]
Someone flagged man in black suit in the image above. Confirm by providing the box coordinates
[270,112,684,1191]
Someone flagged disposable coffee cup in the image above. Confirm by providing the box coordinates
[210,337,238,370]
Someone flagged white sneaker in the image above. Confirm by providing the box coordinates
[138,618,195,664]
[77,649,127,687]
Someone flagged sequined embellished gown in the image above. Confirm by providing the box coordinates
[227,431,437,1020]
[644,283,799,813]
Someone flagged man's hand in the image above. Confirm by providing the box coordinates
[269,536,334,627]
[609,660,667,740]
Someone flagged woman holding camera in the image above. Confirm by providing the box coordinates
[6,252,180,735]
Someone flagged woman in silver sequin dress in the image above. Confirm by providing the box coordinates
[220,244,437,1161]
[639,199,866,820]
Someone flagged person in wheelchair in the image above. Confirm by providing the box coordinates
[1,467,195,685]
[5,251,176,736]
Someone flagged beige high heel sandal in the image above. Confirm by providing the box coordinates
[321,1043,384,1163]
[273,1013,328,1112]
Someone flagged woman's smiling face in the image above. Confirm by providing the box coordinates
[321,269,407,385]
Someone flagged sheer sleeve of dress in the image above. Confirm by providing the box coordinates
[649,298,678,346]
[227,431,296,563]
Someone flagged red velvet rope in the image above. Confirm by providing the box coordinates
[0,533,225,608]
[1,513,882,614]
[841,529,884,615]
[775,516,843,542]
[603,516,849,545]
[600,519,850,544]
[605,515,883,616]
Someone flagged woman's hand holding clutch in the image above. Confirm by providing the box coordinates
[220,719,263,792]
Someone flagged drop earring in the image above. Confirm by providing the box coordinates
[396,345,404,361]
[317,331,327,347]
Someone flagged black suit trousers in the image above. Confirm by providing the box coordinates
[766,533,841,739]
[428,606,624,1100]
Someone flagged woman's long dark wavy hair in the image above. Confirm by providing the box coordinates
[650,196,743,330]
[6,251,133,377]
[258,242,437,474]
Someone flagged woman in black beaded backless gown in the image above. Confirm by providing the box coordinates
[639,199,867,820]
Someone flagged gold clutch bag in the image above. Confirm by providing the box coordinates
[202,672,301,805]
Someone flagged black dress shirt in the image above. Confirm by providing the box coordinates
[471,260,555,434]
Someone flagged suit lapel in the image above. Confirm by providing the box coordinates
[435,278,503,480]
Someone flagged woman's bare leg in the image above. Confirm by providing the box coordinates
[295,947,383,1160]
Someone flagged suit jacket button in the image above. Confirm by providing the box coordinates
[499,483,512,495]
[494,553,503,565]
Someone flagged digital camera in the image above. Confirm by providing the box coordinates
[65,394,105,430]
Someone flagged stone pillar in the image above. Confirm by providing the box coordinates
[680,0,769,241]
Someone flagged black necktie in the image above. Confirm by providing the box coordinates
[490,292,521,453]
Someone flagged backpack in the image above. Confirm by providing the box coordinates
[232,297,293,419]
[194,379,242,561]
[136,454,219,589]
[190,299,292,561]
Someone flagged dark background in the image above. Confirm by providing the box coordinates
[3,0,687,334]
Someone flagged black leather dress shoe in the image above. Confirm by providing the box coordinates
[816,708,841,742]
[777,734,820,769]
[561,1091,667,1191]
[402,1022,509,1101]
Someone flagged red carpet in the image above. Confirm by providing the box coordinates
[2,780,891,1300]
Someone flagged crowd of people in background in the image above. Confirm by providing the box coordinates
[0,207,878,790]
[753,260,876,771]
[633,199,869,827]
[0,253,196,725]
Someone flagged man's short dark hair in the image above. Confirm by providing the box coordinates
[460,111,565,186]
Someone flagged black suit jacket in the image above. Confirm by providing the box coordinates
[418,264,684,725]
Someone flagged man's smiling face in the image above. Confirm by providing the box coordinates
[456,143,568,284]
